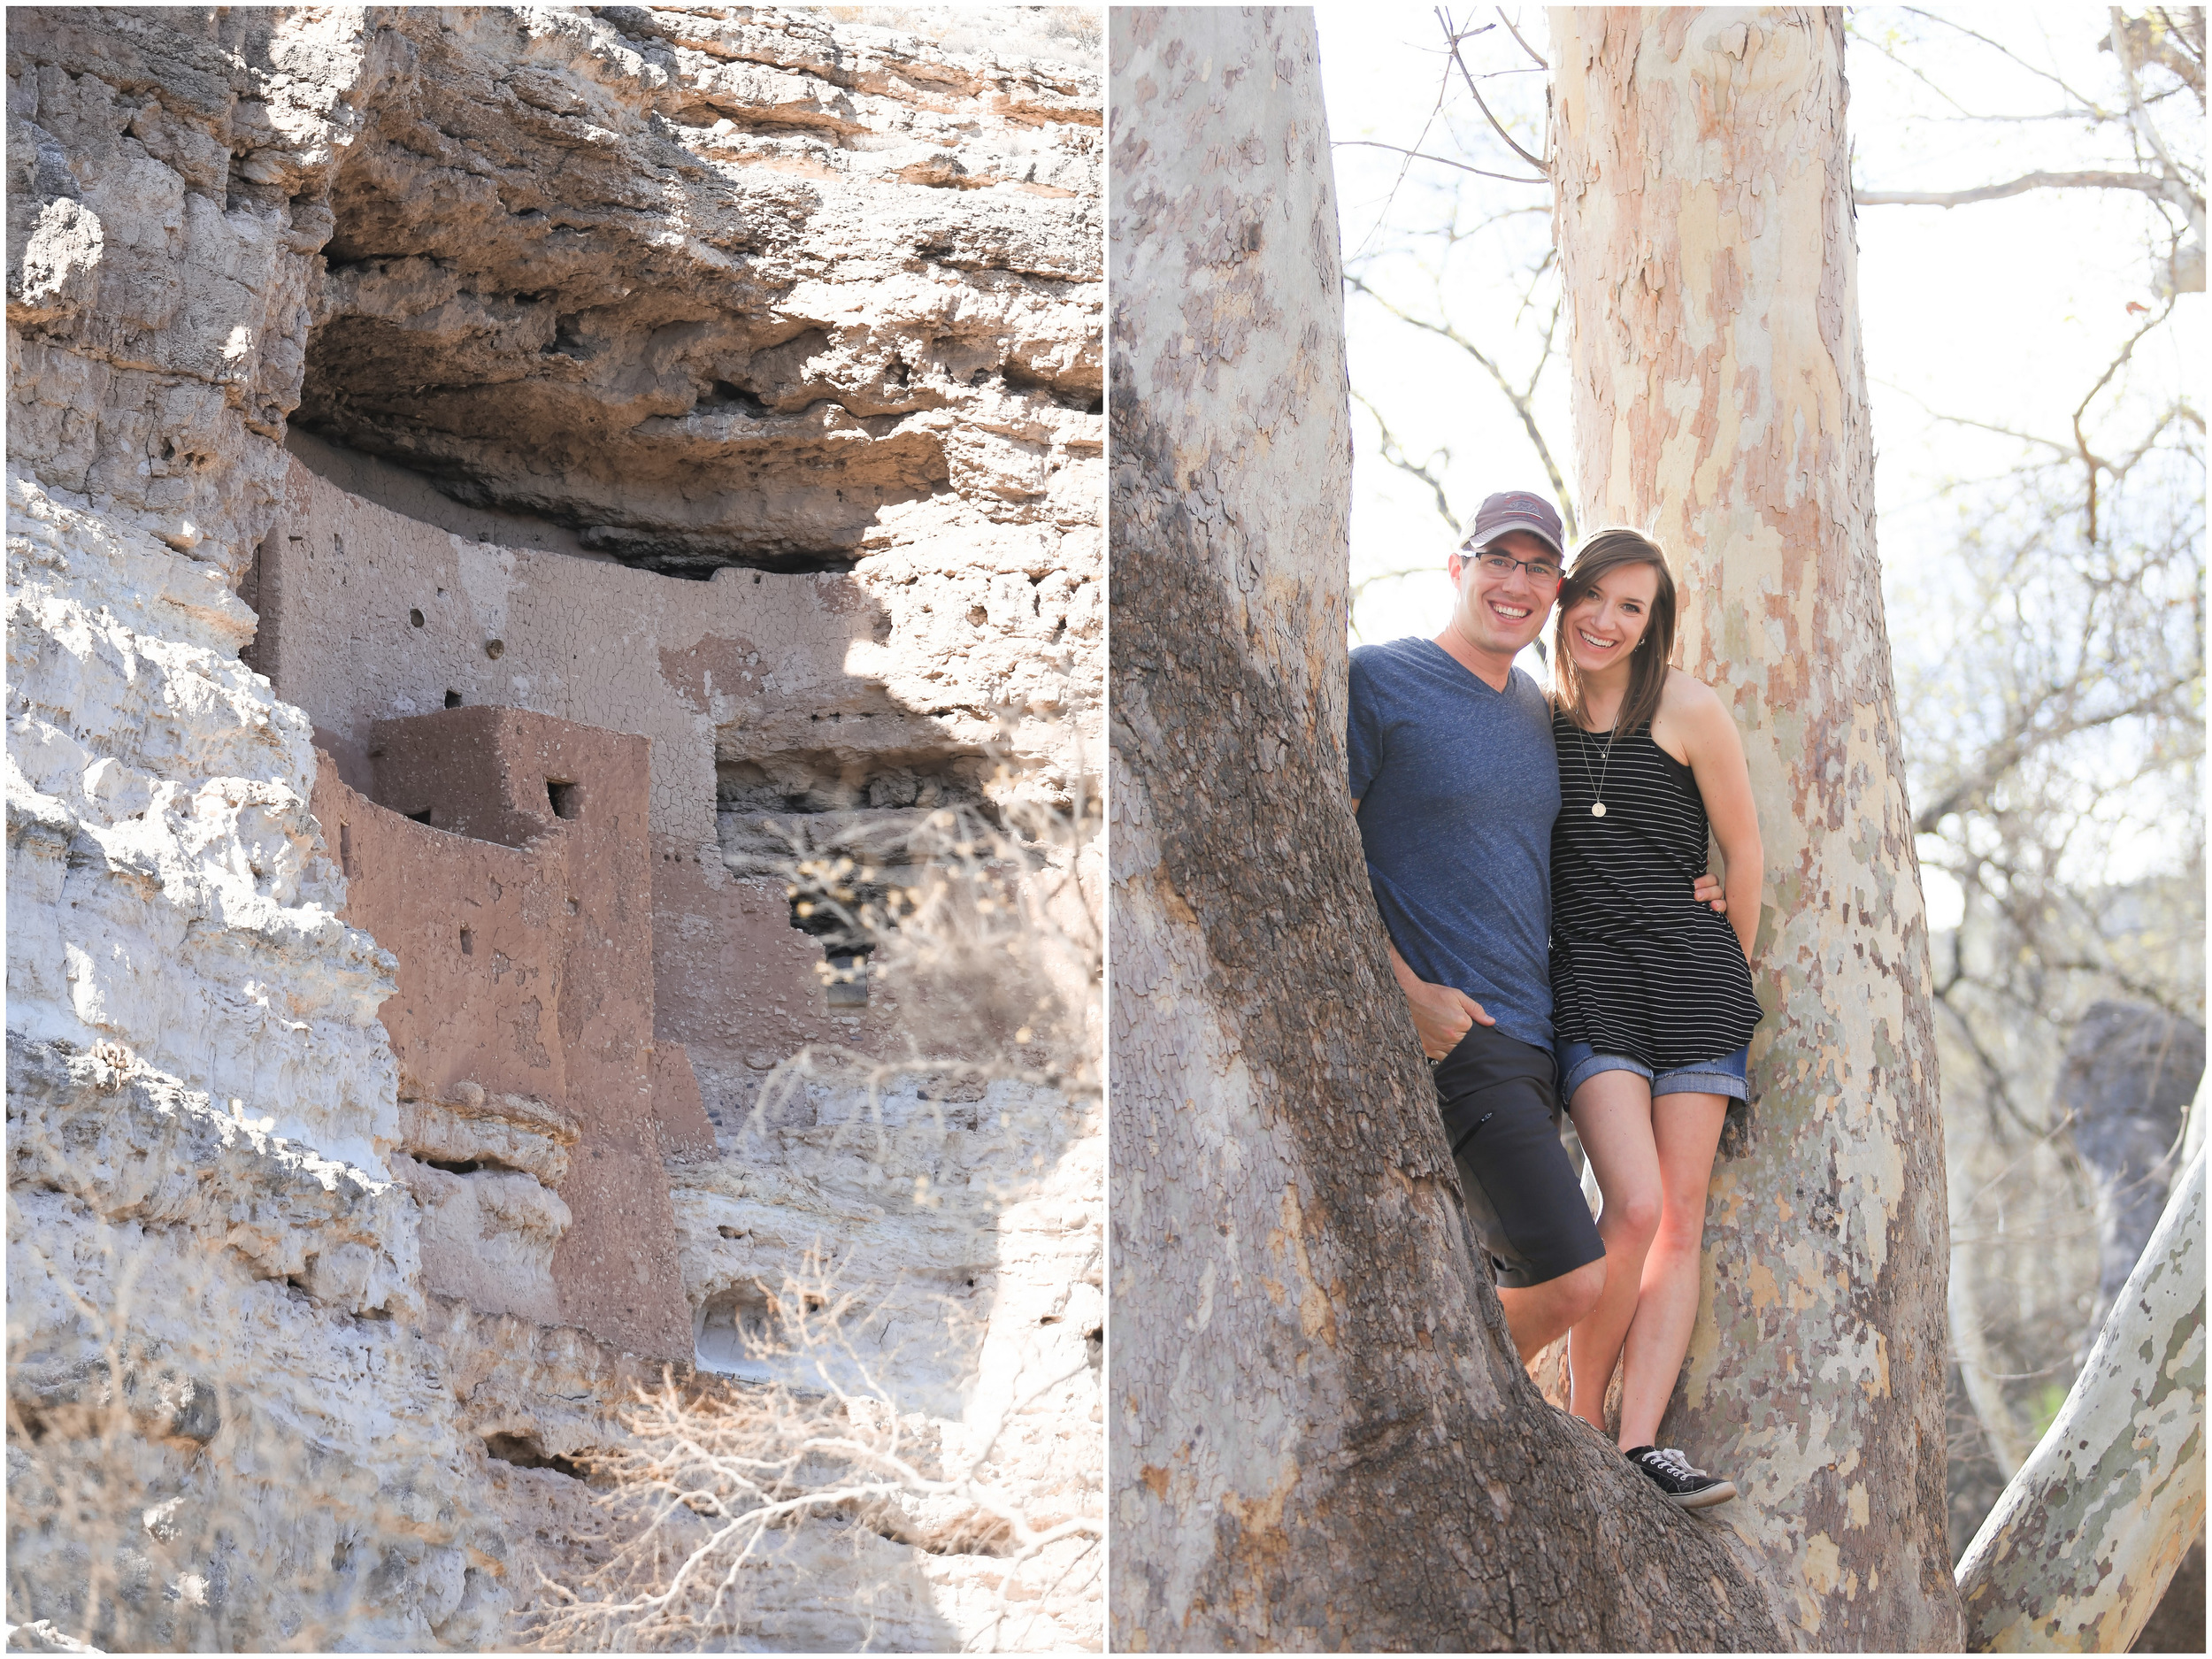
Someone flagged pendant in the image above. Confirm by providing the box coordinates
[1591,802,1608,818]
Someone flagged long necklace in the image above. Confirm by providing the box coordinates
[1578,720,1617,818]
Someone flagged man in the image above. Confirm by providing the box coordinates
[1347,489,1721,1364]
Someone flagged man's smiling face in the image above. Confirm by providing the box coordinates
[1448,530,1558,661]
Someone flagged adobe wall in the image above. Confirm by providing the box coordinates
[255,441,1065,1124]
[311,705,710,1360]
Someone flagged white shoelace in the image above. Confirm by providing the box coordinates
[1647,1448,1705,1479]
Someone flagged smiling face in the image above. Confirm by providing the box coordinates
[1447,530,1559,664]
[1560,558,1662,680]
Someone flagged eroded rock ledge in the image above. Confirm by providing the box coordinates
[296,6,1102,576]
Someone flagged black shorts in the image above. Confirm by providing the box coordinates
[1431,1022,1606,1289]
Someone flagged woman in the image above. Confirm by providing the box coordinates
[1547,527,1763,1509]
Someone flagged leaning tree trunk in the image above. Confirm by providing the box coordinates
[1551,10,1960,1648]
[1955,1145,2206,1649]
[1108,8,1778,1651]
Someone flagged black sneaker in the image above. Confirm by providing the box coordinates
[1625,1445,1738,1509]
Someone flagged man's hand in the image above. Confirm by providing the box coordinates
[1693,872,1728,915]
[1402,977,1496,1060]
[1386,940,1494,1058]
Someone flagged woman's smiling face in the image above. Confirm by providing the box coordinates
[1562,560,1661,677]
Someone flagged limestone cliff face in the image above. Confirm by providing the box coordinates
[6,7,1100,1649]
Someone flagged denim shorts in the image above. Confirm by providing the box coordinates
[1558,1041,1750,1106]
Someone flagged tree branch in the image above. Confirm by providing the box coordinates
[1914,676,2197,834]
[1332,139,1546,187]
[1438,7,1548,169]
[1495,6,1547,69]
[2110,6,2190,184]
[2072,296,2179,540]
[1900,5,2115,113]
[1855,167,2199,211]
[1349,388,1459,533]
[1344,273,1576,540]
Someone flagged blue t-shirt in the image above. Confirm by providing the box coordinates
[1347,637,1561,1052]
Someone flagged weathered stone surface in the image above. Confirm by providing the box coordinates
[2058,1001,2207,1340]
[294,8,1102,578]
[8,5,1099,1647]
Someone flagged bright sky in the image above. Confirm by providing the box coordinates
[1317,5,2206,925]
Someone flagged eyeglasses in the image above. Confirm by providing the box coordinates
[1460,549,1562,585]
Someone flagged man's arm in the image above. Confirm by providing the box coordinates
[1352,795,1494,1060]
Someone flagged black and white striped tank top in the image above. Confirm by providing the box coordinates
[1548,712,1763,1071]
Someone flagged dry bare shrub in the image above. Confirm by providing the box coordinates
[523,1252,1100,1653]
[774,764,1102,1121]
[6,1202,370,1652]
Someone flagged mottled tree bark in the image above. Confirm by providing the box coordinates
[1109,8,1778,1651]
[1551,10,1961,1648]
[1956,1148,2205,1649]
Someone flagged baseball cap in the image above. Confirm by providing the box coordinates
[1461,490,1566,561]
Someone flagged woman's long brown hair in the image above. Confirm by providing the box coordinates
[1549,527,1677,736]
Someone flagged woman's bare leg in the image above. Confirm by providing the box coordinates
[1615,1089,1730,1450]
[1563,1071,1663,1433]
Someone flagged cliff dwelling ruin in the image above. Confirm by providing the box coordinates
[6,6,1102,1649]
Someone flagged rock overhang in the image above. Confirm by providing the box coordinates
[286,5,1102,580]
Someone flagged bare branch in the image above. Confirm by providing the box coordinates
[1341,50,1460,265]
[1855,168,2199,212]
[1495,6,1547,69]
[1350,388,1459,532]
[1900,5,2116,114]
[1438,7,1548,169]
[1333,138,1547,187]
[2109,7,2193,188]
[2072,296,2179,540]
[2112,8,2207,103]
[1915,677,2198,833]
[1351,565,1443,611]
[1345,273,1576,539]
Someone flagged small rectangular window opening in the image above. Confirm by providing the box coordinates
[460,927,474,956]
[548,780,581,820]
[826,950,869,1008]
[444,689,463,708]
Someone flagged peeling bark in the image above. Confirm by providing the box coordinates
[1108,9,1778,1650]
[1550,10,1960,1647]
[1956,1147,2207,1651]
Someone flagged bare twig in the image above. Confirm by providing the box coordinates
[1438,7,1548,169]
[1495,6,1547,69]
[1350,388,1459,531]
[1899,5,2114,114]
[1333,139,1546,187]
[2072,296,2179,541]
[1345,273,1575,538]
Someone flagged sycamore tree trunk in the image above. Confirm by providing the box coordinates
[1108,8,1778,1651]
[1550,9,1960,1649]
[1955,1145,2206,1649]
